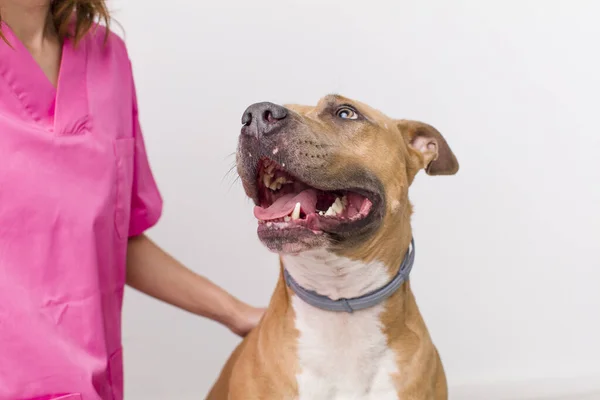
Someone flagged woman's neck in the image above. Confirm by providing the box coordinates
[1,1,56,49]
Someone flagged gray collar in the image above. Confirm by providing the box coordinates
[283,238,415,313]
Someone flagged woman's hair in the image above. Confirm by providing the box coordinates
[0,0,111,44]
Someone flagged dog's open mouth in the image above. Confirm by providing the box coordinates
[253,158,374,232]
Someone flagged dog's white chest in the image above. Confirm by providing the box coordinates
[285,251,400,400]
[292,298,399,400]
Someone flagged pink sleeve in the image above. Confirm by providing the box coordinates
[128,76,163,237]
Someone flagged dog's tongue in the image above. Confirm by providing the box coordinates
[254,189,318,220]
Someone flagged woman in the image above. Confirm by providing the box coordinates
[0,1,263,399]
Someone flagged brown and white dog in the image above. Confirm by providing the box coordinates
[207,95,458,400]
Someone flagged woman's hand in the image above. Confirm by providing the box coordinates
[228,301,266,337]
[126,234,265,337]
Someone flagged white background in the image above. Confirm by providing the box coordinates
[109,0,600,399]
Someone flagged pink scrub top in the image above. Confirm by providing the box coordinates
[0,23,162,400]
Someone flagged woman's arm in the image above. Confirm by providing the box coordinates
[126,234,264,337]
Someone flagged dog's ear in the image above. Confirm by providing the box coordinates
[396,119,459,176]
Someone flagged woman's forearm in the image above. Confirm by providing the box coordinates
[126,234,259,335]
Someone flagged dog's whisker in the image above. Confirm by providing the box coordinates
[225,175,243,195]
[221,163,238,182]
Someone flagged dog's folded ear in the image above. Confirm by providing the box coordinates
[396,120,459,176]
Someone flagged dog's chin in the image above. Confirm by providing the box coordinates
[257,224,329,255]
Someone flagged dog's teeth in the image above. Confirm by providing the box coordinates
[319,211,325,216]
[291,202,301,220]
[267,177,286,191]
[262,176,286,192]
[263,174,272,188]
[331,197,344,214]
[284,216,291,222]
[324,206,337,217]
[274,177,287,188]
[341,195,348,207]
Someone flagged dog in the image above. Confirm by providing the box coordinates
[207,94,458,399]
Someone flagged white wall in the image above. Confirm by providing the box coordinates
[109,0,600,398]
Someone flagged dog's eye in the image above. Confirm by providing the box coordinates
[336,107,358,120]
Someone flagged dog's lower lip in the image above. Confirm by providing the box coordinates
[258,222,323,234]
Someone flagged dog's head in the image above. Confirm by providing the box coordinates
[236,94,458,260]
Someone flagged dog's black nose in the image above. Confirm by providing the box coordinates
[241,102,288,138]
